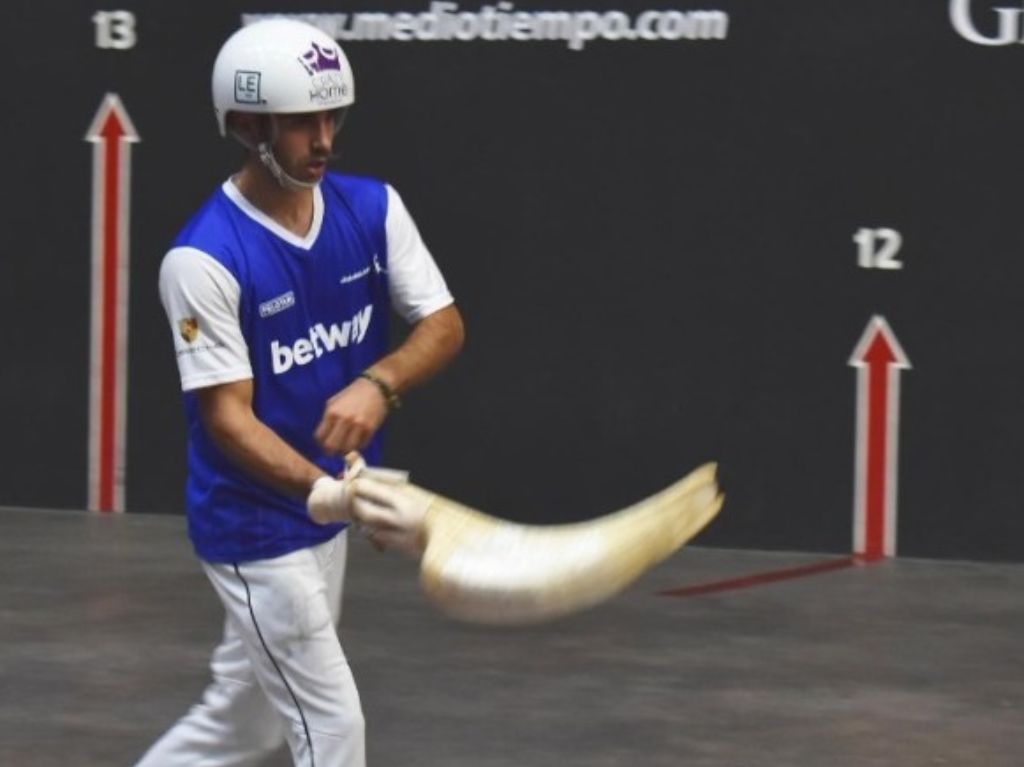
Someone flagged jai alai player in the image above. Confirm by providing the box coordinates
[135,18,464,767]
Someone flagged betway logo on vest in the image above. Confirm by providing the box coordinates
[271,305,373,374]
[951,0,1024,44]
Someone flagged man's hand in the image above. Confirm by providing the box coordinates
[314,377,389,456]
[307,475,356,524]
[351,474,431,558]
[307,452,412,527]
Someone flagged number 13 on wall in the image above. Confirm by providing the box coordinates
[854,227,903,270]
[93,10,137,50]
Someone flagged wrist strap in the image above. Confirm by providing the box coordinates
[359,370,402,411]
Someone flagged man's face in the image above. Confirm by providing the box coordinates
[269,108,345,185]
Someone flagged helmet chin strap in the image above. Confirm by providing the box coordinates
[257,140,318,191]
[261,115,318,190]
[228,114,318,191]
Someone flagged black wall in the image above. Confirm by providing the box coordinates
[3,0,1023,561]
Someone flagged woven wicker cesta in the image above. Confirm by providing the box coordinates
[350,460,723,625]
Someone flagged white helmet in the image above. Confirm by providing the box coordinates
[211,18,355,137]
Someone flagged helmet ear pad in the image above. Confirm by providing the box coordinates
[226,112,271,150]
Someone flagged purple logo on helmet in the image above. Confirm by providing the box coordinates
[298,42,341,75]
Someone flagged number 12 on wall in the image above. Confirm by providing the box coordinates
[854,227,903,270]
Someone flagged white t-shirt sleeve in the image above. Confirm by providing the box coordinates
[385,184,455,324]
[158,246,253,392]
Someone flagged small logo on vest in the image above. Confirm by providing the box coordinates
[179,317,200,343]
[259,291,296,318]
[340,266,371,285]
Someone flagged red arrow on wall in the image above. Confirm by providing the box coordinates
[849,316,911,559]
[85,94,139,512]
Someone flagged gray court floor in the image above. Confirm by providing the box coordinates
[1,506,1022,767]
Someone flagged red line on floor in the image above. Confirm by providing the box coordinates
[659,554,883,598]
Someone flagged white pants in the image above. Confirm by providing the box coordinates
[134,532,366,767]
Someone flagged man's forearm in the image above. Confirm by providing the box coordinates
[198,382,326,498]
[368,304,465,396]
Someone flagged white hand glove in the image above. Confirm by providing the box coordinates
[307,475,356,525]
[306,452,412,526]
[351,475,432,558]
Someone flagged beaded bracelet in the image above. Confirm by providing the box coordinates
[359,370,402,411]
